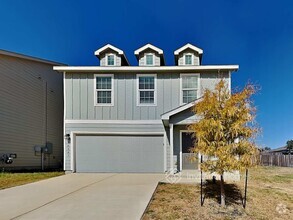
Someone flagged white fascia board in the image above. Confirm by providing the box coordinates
[72,131,164,135]
[53,65,239,73]
[65,120,162,124]
[134,43,163,55]
[174,43,203,55]
[94,44,124,56]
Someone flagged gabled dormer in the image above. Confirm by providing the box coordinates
[94,44,129,66]
[174,43,203,66]
[134,43,165,66]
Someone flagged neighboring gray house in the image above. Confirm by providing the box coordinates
[54,43,238,173]
[268,146,291,155]
[0,50,64,170]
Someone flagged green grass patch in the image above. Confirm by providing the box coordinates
[0,172,64,190]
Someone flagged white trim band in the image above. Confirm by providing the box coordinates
[64,120,163,124]
[53,65,239,73]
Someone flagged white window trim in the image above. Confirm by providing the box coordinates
[136,74,157,106]
[94,74,114,106]
[180,73,200,105]
[105,53,116,66]
[183,53,194,65]
[144,53,155,66]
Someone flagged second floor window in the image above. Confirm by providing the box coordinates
[95,74,114,106]
[137,74,157,105]
[145,54,154,65]
[106,54,115,66]
[184,54,193,65]
[181,74,199,104]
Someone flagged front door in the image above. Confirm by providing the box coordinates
[181,131,198,170]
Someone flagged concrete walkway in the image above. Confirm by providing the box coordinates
[0,173,165,220]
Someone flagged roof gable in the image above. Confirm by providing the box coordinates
[174,43,203,55]
[134,43,163,55]
[94,44,124,57]
[161,98,202,124]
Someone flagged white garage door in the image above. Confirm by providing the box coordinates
[75,134,164,173]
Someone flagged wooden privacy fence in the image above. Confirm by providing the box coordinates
[259,154,293,167]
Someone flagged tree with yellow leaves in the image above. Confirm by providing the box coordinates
[188,79,259,206]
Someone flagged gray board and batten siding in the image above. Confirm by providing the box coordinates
[64,72,230,121]
[63,71,230,172]
[0,51,64,170]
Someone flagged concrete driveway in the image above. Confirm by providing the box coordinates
[0,173,165,220]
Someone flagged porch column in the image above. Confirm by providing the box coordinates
[170,123,174,172]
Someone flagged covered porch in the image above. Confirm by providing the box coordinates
[161,100,201,173]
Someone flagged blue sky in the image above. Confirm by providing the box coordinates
[1,0,292,149]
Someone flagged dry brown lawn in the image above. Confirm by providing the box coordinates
[143,166,293,220]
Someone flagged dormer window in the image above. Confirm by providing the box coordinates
[95,44,130,66]
[145,53,154,66]
[106,54,115,66]
[135,44,165,66]
[184,53,193,65]
[174,44,203,66]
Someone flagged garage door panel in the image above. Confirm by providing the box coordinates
[76,135,164,173]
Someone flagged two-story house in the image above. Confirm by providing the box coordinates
[54,43,238,173]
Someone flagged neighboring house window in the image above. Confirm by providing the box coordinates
[145,53,154,66]
[184,53,193,65]
[106,54,115,66]
[180,74,199,104]
[94,74,114,106]
[137,74,157,105]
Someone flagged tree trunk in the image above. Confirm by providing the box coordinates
[243,169,248,208]
[220,174,225,206]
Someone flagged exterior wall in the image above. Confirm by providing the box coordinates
[64,69,230,172]
[138,49,160,66]
[178,48,200,66]
[65,72,229,121]
[99,49,121,66]
[0,54,63,170]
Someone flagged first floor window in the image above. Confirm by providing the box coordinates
[95,74,113,105]
[137,75,156,105]
[181,74,199,104]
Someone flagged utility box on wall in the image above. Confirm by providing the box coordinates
[44,142,53,154]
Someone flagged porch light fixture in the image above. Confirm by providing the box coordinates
[64,134,71,144]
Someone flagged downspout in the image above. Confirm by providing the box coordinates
[42,81,48,171]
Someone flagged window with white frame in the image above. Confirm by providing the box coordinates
[145,53,154,66]
[106,54,115,66]
[95,74,114,105]
[137,74,156,105]
[184,53,193,65]
[180,74,199,104]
